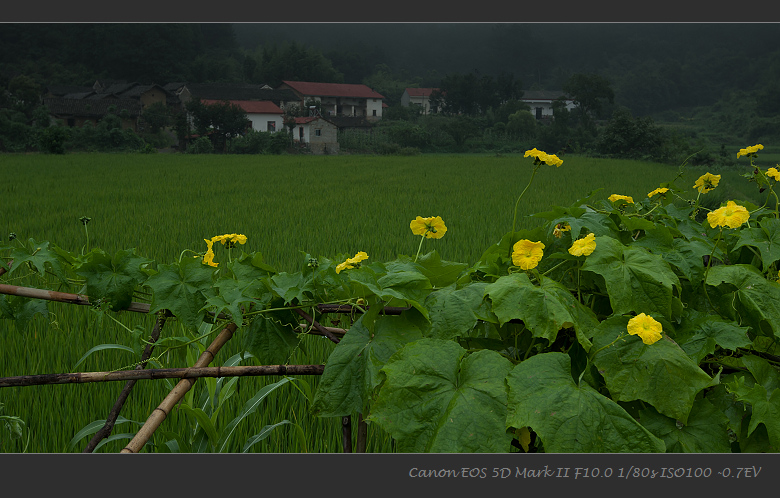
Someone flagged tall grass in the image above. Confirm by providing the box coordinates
[0,152,767,452]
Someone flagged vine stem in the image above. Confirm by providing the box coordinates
[510,163,541,252]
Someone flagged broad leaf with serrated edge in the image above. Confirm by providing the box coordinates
[506,352,665,452]
[706,264,780,339]
[242,307,301,366]
[591,315,712,423]
[734,217,780,271]
[312,309,424,417]
[424,282,488,340]
[727,355,780,449]
[485,272,598,350]
[582,235,680,319]
[367,338,513,452]
[76,248,152,311]
[639,398,731,453]
[674,310,752,364]
[144,257,215,330]
[8,238,68,283]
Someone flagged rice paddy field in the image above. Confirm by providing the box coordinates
[0,151,772,453]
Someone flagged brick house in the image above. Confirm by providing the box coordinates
[292,116,339,154]
[43,98,142,130]
[277,81,385,121]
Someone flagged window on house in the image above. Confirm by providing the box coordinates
[535,107,543,119]
[267,121,276,132]
[372,110,377,116]
[315,129,321,137]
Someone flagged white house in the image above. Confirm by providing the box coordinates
[400,88,440,114]
[521,91,576,119]
[277,81,385,121]
[202,99,284,132]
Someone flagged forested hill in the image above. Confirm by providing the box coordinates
[2,23,780,117]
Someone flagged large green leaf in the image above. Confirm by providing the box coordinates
[673,310,752,364]
[270,271,315,305]
[582,236,681,319]
[727,356,780,450]
[424,283,488,340]
[591,315,712,423]
[485,272,599,349]
[0,294,48,332]
[242,308,301,366]
[311,309,424,417]
[76,248,153,311]
[202,278,262,329]
[639,398,731,453]
[734,217,780,272]
[415,250,468,288]
[144,256,215,330]
[7,238,68,283]
[706,264,780,339]
[367,339,513,452]
[506,352,665,452]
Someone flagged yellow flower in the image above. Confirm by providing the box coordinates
[767,167,780,181]
[410,216,447,239]
[568,233,597,257]
[648,187,669,198]
[627,313,662,345]
[608,194,634,204]
[512,239,545,270]
[553,222,571,238]
[693,172,721,194]
[707,200,750,229]
[201,238,218,267]
[524,147,563,167]
[335,251,368,274]
[737,144,764,158]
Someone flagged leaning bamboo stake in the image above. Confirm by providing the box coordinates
[0,364,325,388]
[0,282,152,314]
[120,322,238,453]
[83,313,167,453]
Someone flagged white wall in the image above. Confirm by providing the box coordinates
[248,113,283,132]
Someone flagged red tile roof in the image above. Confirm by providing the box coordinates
[282,81,384,99]
[405,88,439,97]
[202,99,283,114]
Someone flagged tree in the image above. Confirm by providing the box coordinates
[141,101,170,134]
[185,98,248,152]
[563,73,615,124]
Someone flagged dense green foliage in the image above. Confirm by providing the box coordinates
[2,151,780,452]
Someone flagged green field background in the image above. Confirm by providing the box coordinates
[0,152,769,452]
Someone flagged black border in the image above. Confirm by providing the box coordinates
[2,3,779,496]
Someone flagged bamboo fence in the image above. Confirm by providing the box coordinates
[0,271,377,453]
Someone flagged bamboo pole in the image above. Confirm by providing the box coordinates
[342,416,352,453]
[120,322,238,453]
[357,413,367,453]
[0,364,325,388]
[0,282,152,314]
[295,308,340,344]
[83,313,167,453]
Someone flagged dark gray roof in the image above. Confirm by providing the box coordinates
[522,90,572,101]
[47,85,93,97]
[44,97,142,117]
[185,83,298,104]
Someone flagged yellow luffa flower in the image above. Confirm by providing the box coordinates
[202,238,218,267]
[648,187,669,198]
[737,144,764,158]
[410,216,447,239]
[553,222,571,238]
[693,172,721,194]
[524,148,563,167]
[608,194,634,204]
[766,167,780,181]
[707,200,750,229]
[335,251,368,274]
[627,313,662,345]
[568,233,597,257]
[212,233,248,245]
[512,239,545,270]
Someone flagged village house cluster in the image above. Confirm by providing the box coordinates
[43,80,574,154]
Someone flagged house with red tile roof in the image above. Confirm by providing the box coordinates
[277,81,385,121]
[201,99,284,132]
[401,88,440,114]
